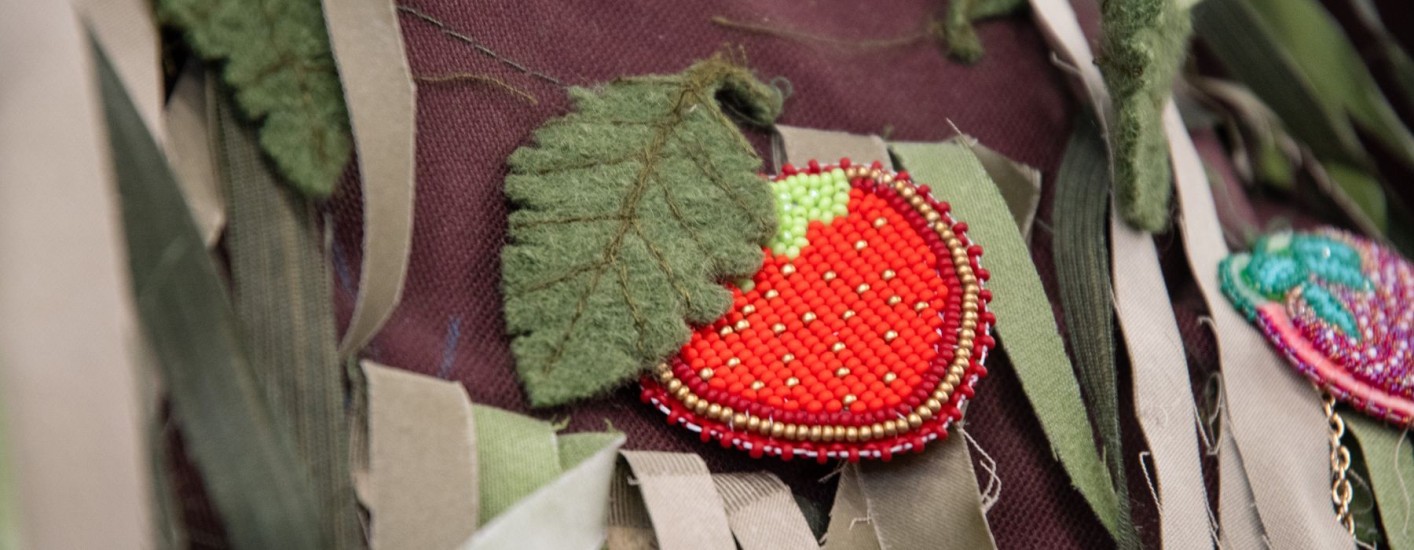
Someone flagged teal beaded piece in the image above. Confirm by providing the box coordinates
[1227,231,1372,341]
[767,167,852,257]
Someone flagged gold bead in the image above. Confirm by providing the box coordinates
[898,185,916,199]
[747,416,762,432]
[750,380,765,391]
[918,406,934,420]
[785,377,800,387]
[963,311,979,323]
[785,424,799,440]
[802,312,817,324]
[845,426,860,442]
[831,342,847,353]
[854,240,868,251]
[734,319,750,331]
[721,407,734,421]
[960,274,978,285]
[934,221,951,234]
[962,301,978,313]
[772,323,787,334]
[842,310,856,320]
[914,301,929,312]
[883,419,899,436]
[694,399,709,415]
[955,347,971,359]
[939,382,955,395]
[808,425,822,442]
[666,378,683,393]
[887,295,902,306]
[883,330,898,342]
[835,367,851,378]
[725,357,741,367]
[925,211,942,223]
[843,394,857,405]
[959,328,976,341]
[719,326,734,336]
[823,270,837,281]
[874,217,888,228]
[741,304,756,315]
[765,289,780,299]
[782,264,797,276]
[683,393,699,409]
[961,319,977,331]
[707,403,722,419]
[856,283,871,294]
[674,386,690,400]
[771,422,785,438]
[907,413,923,428]
[699,368,714,380]
[821,426,836,442]
[880,173,896,185]
[782,353,795,363]
[883,372,897,383]
[882,269,896,280]
[945,373,962,386]
[657,369,674,384]
[732,413,747,427]
[926,397,943,411]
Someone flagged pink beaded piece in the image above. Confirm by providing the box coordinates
[1220,228,1414,423]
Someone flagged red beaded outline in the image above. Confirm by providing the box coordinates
[639,159,994,462]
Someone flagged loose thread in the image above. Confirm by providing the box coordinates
[415,73,540,105]
[397,4,565,86]
[710,15,941,52]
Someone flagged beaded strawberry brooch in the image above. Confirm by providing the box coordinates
[1220,229,1414,423]
[640,159,994,461]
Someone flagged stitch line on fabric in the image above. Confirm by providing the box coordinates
[396,4,565,86]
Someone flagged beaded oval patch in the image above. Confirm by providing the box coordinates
[640,159,994,461]
[1220,228,1414,423]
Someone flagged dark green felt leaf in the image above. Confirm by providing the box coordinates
[502,57,782,407]
[1099,0,1193,232]
[158,0,350,198]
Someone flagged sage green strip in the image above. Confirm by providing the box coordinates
[967,140,1042,239]
[1050,117,1134,547]
[1347,415,1414,550]
[101,41,324,549]
[891,140,1122,539]
[473,405,561,525]
[220,87,362,550]
[463,433,625,550]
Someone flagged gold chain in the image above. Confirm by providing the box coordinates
[1323,393,1355,535]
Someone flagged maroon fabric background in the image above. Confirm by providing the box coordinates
[154,0,1414,547]
[326,0,1131,546]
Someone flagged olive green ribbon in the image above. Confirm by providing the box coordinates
[892,140,1124,540]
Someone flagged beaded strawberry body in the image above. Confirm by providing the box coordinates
[640,160,993,461]
[1220,229,1414,423]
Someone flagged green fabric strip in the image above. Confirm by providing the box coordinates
[1347,414,1414,549]
[473,405,562,525]
[219,89,361,549]
[99,41,324,549]
[1050,118,1135,546]
[891,141,1122,539]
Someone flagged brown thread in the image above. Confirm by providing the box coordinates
[397,4,565,86]
[615,253,649,355]
[415,73,540,104]
[660,182,722,275]
[633,218,696,311]
[509,214,627,229]
[710,15,943,52]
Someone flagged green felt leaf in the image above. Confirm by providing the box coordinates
[944,0,1029,63]
[1099,0,1194,232]
[502,56,782,407]
[158,0,350,198]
